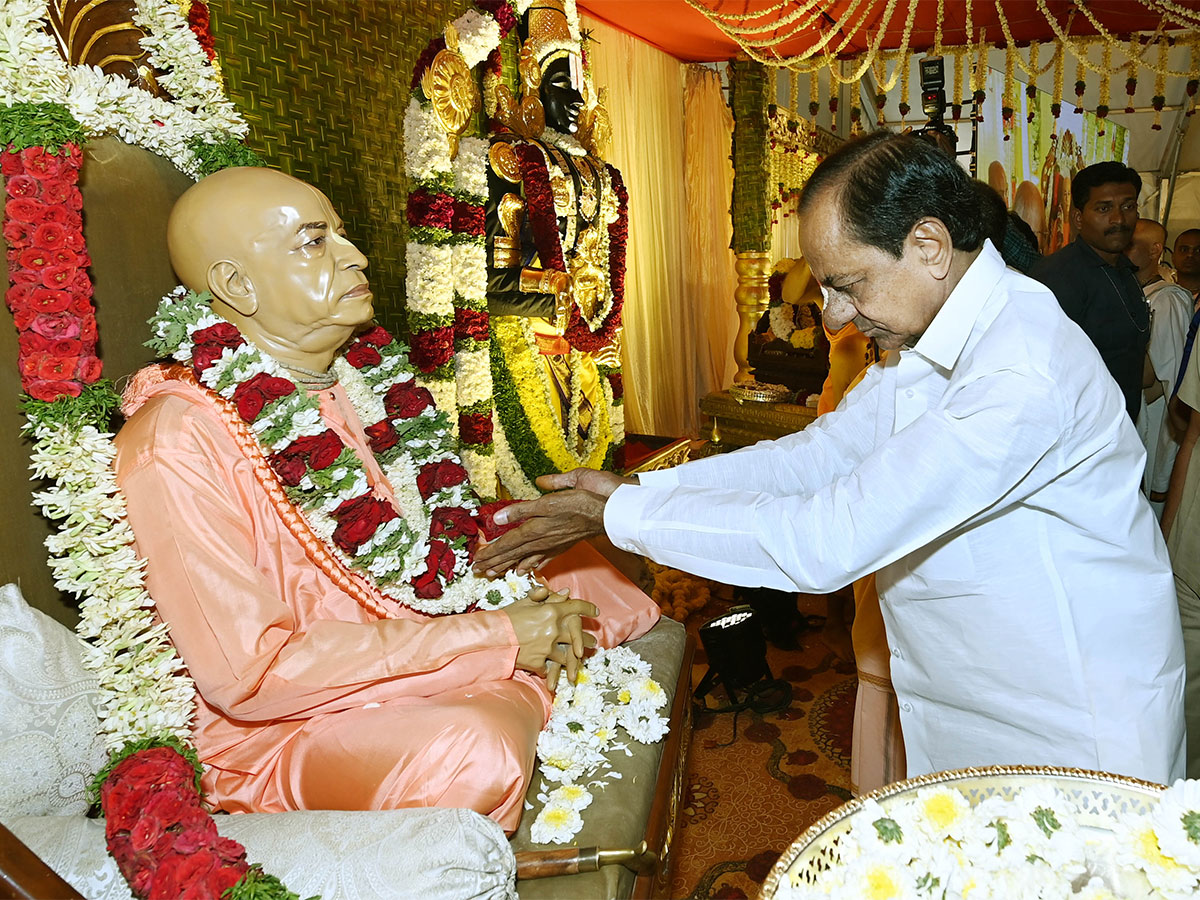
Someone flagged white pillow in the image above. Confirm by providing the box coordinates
[0,583,107,816]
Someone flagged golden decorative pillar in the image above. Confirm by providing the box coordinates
[733,250,771,383]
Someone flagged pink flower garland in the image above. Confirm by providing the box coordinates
[2,144,102,401]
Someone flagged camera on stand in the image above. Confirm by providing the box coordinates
[915,55,959,154]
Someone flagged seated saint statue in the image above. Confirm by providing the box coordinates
[113,165,659,832]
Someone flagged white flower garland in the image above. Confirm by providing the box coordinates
[780,780,1200,900]
[30,421,195,750]
[0,0,246,177]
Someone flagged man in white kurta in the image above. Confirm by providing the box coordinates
[604,240,1183,781]
[475,131,1185,785]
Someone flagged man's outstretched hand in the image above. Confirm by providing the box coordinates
[473,468,637,576]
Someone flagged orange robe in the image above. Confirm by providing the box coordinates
[114,377,659,832]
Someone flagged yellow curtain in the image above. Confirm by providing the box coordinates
[684,65,740,401]
[583,17,737,437]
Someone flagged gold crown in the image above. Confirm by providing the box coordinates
[526,0,578,68]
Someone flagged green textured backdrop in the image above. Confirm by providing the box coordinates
[207,0,473,335]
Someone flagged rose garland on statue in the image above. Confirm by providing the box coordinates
[146,286,534,615]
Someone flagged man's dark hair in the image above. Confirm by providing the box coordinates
[1070,161,1142,210]
[1007,211,1039,252]
[799,130,986,259]
[972,180,1008,248]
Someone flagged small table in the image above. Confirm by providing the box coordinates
[698,390,818,450]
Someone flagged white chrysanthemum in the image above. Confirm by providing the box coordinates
[1151,779,1200,869]
[826,856,921,900]
[405,244,455,314]
[403,98,452,181]
[542,783,593,812]
[452,242,488,302]
[529,800,583,845]
[1113,817,1200,897]
[450,10,502,70]
[454,137,490,200]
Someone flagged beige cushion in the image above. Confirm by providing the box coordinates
[0,583,107,817]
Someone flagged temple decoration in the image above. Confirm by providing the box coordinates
[406,0,626,501]
[684,0,1200,136]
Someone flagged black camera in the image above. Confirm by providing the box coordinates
[920,55,946,120]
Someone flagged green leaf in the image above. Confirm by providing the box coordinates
[21,381,121,433]
[1182,810,1200,844]
[990,819,1010,851]
[0,102,84,152]
[223,865,306,900]
[1032,806,1061,838]
[188,136,266,177]
[872,816,903,844]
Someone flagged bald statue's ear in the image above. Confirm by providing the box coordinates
[909,218,954,280]
[208,260,257,317]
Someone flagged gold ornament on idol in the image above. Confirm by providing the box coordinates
[421,23,480,159]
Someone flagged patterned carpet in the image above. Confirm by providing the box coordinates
[668,591,857,899]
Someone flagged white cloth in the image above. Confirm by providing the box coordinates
[1141,279,1194,495]
[607,242,1185,784]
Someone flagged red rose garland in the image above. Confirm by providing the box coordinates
[3,144,102,401]
[514,143,566,272]
[101,748,249,899]
[564,164,627,353]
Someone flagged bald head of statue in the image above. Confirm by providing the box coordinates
[166,167,374,372]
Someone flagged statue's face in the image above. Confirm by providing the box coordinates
[540,56,584,134]
[236,179,374,341]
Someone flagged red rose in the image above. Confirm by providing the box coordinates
[345,341,382,368]
[430,506,479,544]
[291,429,343,469]
[69,269,92,298]
[0,149,23,176]
[38,177,69,203]
[2,219,30,247]
[19,332,50,354]
[40,264,76,289]
[453,307,489,343]
[5,174,39,200]
[406,189,455,229]
[75,355,102,382]
[231,371,295,421]
[18,246,51,270]
[268,452,306,487]
[51,247,81,266]
[410,539,457,598]
[189,322,243,371]
[10,268,38,284]
[451,200,485,235]
[331,494,398,554]
[37,354,77,380]
[12,307,35,330]
[356,325,391,347]
[42,204,80,227]
[476,500,519,540]
[607,372,623,401]
[30,313,80,340]
[364,420,399,453]
[32,221,67,250]
[416,459,469,500]
[213,837,246,864]
[64,229,85,252]
[80,317,97,342]
[458,411,492,445]
[51,337,82,357]
[204,865,247,899]
[26,379,81,401]
[5,282,36,311]
[384,379,433,419]
[6,197,46,224]
[128,816,161,853]
[408,326,455,372]
[20,146,63,178]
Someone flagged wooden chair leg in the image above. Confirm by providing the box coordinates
[0,823,83,900]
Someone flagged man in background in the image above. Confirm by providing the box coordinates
[1031,162,1149,422]
[1174,229,1200,304]
[1128,218,1194,516]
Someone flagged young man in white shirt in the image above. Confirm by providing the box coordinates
[476,131,1186,785]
